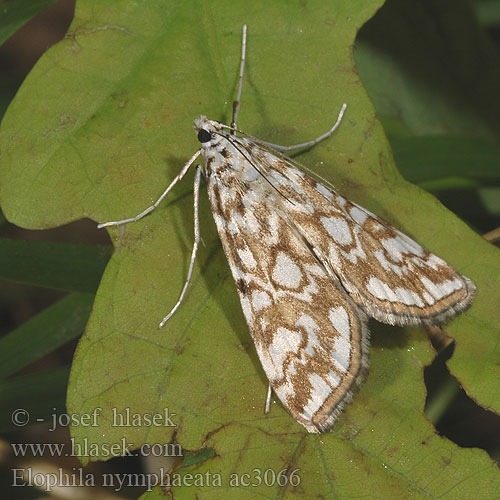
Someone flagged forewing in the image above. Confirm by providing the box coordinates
[206,174,369,433]
[263,154,476,327]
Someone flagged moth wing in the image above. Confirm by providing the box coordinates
[267,158,476,327]
[206,178,369,433]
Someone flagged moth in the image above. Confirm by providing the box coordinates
[98,26,476,433]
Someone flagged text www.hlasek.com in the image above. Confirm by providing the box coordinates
[11,439,182,458]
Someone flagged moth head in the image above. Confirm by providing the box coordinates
[193,116,223,147]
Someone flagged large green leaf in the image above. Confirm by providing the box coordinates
[1,0,499,498]
[353,0,500,432]
[158,327,500,499]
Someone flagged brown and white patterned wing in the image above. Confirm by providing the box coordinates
[266,156,476,327]
[199,122,475,433]
[206,176,369,433]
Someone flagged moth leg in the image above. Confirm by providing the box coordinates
[231,24,247,133]
[159,165,202,328]
[97,149,201,228]
[265,382,272,414]
[260,102,347,152]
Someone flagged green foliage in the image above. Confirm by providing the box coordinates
[183,448,216,467]
[0,239,104,431]
[0,0,499,498]
[390,135,500,190]
[0,239,111,292]
[0,292,94,380]
[0,0,61,46]
[0,367,70,433]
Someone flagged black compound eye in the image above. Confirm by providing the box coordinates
[197,129,212,143]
